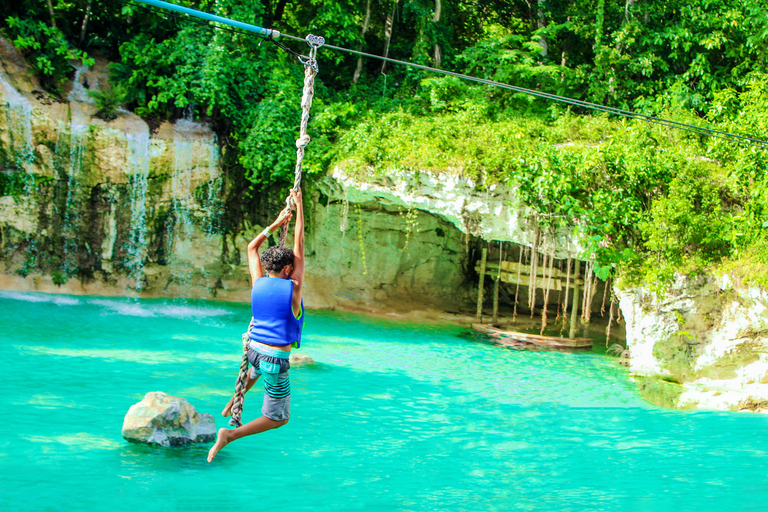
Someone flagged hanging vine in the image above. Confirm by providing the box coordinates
[540,236,555,335]
[561,256,572,332]
[402,204,419,254]
[513,244,523,322]
[340,186,349,244]
[528,225,540,316]
[606,289,616,347]
[356,203,367,275]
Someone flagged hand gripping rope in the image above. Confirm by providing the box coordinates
[229,35,323,428]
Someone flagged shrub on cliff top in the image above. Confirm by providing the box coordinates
[5,17,92,96]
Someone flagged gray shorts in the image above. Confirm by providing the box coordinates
[247,342,291,422]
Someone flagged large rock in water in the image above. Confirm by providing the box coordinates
[122,392,216,446]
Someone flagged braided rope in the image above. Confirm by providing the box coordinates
[229,36,323,427]
[229,321,253,428]
[280,34,323,247]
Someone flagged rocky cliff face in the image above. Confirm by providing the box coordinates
[618,274,768,412]
[0,42,476,314]
[0,46,225,298]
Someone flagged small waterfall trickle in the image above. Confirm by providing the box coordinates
[170,120,222,233]
[167,119,222,294]
[0,74,34,170]
[171,128,194,239]
[126,130,151,292]
[168,126,195,288]
[68,62,98,103]
[201,132,223,234]
[59,122,88,280]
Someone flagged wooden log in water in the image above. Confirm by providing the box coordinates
[472,323,592,349]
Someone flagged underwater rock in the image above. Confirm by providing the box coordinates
[290,352,315,365]
[122,391,216,446]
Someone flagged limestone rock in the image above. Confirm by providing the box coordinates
[122,392,216,446]
[617,274,768,412]
[290,352,315,365]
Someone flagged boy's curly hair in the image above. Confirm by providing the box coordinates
[261,246,295,274]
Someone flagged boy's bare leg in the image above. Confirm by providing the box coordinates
[222,373,259,417]
[207,416,288,463]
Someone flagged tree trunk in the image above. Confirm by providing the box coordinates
[353,0,372,83]
[433,0,442,67]
[595,0,605,51]
[79,0,93,44]
[625,0,635,23]
[261,0,273,24]
[272,0,288,25]
[380,0,399,75]
[537,0,547,57]
[560,16,571,67]
[47,0,57,28]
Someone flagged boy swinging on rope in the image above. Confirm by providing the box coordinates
[208,188,305,463]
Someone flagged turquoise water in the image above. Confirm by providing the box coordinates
[1,291,766,511]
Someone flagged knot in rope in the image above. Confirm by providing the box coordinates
[296,134,311,148]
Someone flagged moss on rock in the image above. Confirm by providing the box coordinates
[652,332,702,383]
[635,376,687,409]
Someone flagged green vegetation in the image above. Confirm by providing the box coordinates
[652,331,701,382]
[5,16,92,94]
[635,376,687,409]
[3,0,768,285]
[87,82,127,121]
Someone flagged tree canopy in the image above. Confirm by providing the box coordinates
[3,0,768,288]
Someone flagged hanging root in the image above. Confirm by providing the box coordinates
[540,239,555,335]
[555,258,563,322]
[513,244,523,322]
[606,289,615,348]
[561,257,572,332]
[581,261,595,324]
[601,277,609,316]
[529,227,540,317]
[229,332,251,428]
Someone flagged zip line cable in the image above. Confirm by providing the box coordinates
[122,0,768,149]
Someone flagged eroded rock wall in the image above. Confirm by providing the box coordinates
[0,46,225,298]
[618,274,768,412]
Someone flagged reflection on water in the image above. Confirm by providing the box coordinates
[1,292,767,512]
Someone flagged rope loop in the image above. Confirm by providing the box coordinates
[296,134,311,148]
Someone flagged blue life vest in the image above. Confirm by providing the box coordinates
[248,277,304,348]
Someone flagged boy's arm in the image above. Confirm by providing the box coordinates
[289,188,305,313]
[247,208,292,287]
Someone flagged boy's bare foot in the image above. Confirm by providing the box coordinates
[221,398,233,417]
[207,428,230,463]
